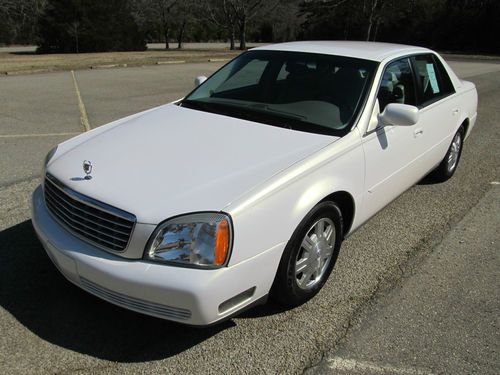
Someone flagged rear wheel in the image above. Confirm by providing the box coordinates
[430,126,464,182]
[271,201,343,307]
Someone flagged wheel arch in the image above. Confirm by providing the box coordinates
[319,190,355,238]
[460,117,470,138]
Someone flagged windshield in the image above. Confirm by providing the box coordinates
[181,50,377,136]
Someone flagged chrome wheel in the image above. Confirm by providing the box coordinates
[447,132,462,172]
[295,218,335,290]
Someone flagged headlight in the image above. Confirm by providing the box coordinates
[144,212,232,268]
[42,145,58,180]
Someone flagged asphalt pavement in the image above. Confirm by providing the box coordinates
[0,59,499,374]
[306,187,499,375]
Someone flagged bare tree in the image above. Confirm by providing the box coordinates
[173,0,200,49]
[206,0,280,50]
[227,0,280,50]
[206,0,238,50]
[363,0,386,41]
[67,21,80,53]
[132,0,178,49]
[157,0,178,49]
[264,0,303,42]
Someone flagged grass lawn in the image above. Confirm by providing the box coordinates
[0,48,241,75]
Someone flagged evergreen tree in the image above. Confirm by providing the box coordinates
[37,0,146,53]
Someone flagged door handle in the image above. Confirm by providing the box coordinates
[414,128,424,138]
[452,109,459,116]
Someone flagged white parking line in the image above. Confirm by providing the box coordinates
[327,357,435,375]
[71,70,91,132]
[0,132,80,138]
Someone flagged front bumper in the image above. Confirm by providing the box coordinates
[31,186,284,325]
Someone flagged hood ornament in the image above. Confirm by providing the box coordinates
[83,160,93,180]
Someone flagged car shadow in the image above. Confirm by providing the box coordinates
[0,220,235,362]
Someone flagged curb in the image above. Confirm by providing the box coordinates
[208,58,230,62]
[156,60,186,65]
[90,63,128,69]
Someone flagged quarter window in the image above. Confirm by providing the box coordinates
[377,58,417,112]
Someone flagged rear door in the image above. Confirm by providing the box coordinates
[410,54,459,169]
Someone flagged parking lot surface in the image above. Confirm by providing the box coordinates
[0,59,499,374]
[307,187,499,375]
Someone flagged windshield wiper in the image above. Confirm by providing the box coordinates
[181,99,256,120]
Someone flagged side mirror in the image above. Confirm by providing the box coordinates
[378,103,419,126]
[194,76,207,87]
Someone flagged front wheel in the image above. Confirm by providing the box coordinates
[430,126,464,182]
[270,201,343,307]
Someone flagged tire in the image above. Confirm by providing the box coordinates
[270,201,343,307]
[430,125,465,182]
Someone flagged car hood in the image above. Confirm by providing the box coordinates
[48,104,337,223]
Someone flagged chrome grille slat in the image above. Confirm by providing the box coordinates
[44,182,133,230]
[44,174,136,252]
[45,179,133,229]
[80,277,192,320]
[45,197,128,245]
[44,188,131,238]
[45,200,128,249]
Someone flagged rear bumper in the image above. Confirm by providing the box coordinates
[31,186,284,326]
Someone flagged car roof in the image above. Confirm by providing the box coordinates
[253,41,432,62]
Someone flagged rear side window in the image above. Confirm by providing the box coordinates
[413,54,455,106]
[377,58,417,112]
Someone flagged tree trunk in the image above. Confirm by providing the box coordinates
[74,24,79,53]
[344,18,350,40]
[164,25,170,49]
[366,17,373,41]
[229,27,235,50]
[239,16,246,50]
[177,19,186,49]
[365,0,377,41]
[372,19,380,41]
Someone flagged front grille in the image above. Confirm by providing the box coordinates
[44,174,136,252]
[80,277,192,320]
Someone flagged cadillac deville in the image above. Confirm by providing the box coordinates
[32,41,478,325]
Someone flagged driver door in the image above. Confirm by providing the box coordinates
[361,57,427,219]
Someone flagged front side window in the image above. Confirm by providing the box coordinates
[413,54,454,106]
[377,58,417,112]
[182,50,378,136]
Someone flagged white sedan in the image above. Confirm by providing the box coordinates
[32,41,478,326]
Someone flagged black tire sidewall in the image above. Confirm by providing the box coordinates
[271,201,343,306]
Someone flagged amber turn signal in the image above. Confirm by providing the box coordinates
[214,219,230,266]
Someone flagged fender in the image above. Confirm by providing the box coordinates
[225,128,365,266]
